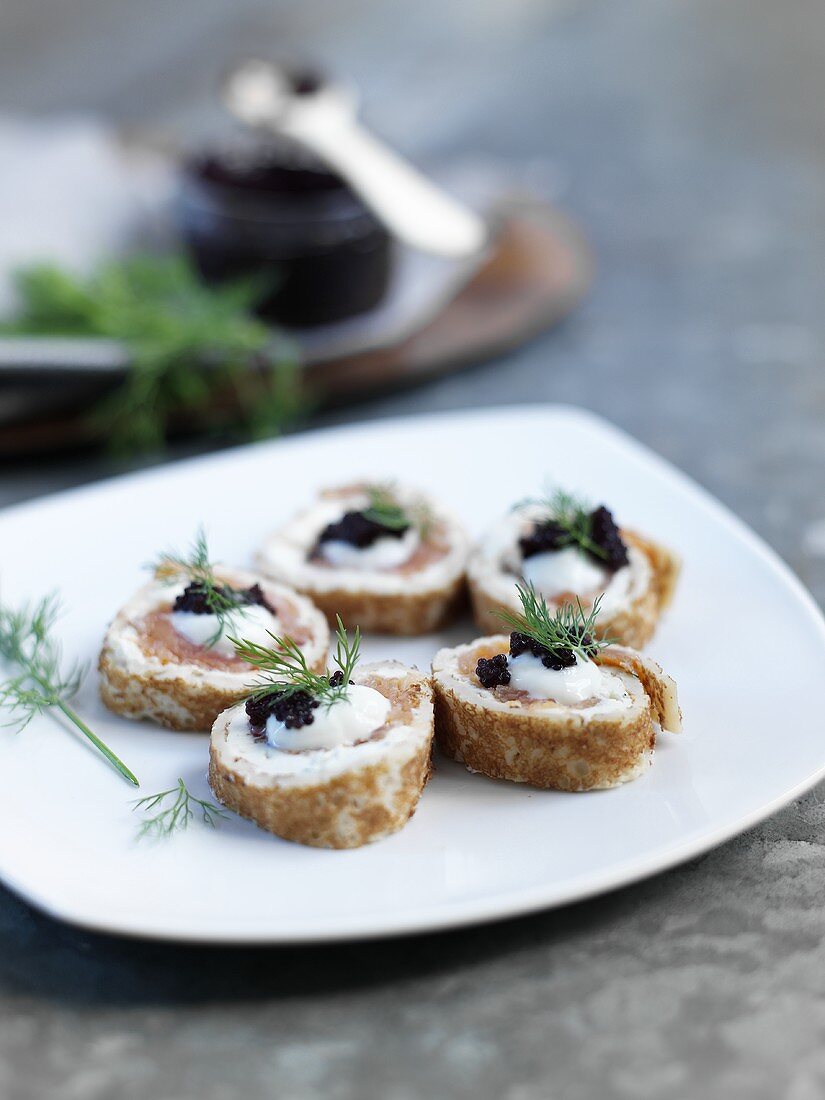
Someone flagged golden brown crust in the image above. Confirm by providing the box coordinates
[596,582,658,650]
[434,682,654,792]
[208,669,434,848]
[467,582,509,637]
[431,636,680,791]
[303,574,467,635]
[623,530,682,612]
[99,648,239,732]
[468,530,680,649]
[209,739,432,848]
[597,645,682,732]
[98,643,328,732]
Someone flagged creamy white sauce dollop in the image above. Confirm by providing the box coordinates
[265,684,390,751]
[521,545,608,599]
[591,562,635,616]
[171,601,277,659]
[318,526,419,571]
[508,650,631,706]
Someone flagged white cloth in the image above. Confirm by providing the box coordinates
[0,115,174,315]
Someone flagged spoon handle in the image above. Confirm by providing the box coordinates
[283,114,488,258]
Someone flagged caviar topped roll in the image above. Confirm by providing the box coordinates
[255,483,468,634]
[432,585,681,792]
[209,618,434,848]
[99,531,328,732]
[468,489,680,648]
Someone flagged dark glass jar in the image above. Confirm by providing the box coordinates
[176,135,392,328]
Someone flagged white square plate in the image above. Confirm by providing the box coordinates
[0,405,821,943]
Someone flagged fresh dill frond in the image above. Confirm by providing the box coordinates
[0,256,304,456]
[231,614,361,711]
[232,633,327,698]
[153,526,213,582]
[151,527,245,646]
[0,593,81,729]
[363,482,434,539]
[133,778,228,839]
[516,488,607,560]
[329,614,362,686]
[362,483,410,530]
[0,593,139,786]
[496,583,612,662]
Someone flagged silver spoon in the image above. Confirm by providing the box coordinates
[222,59,489,259]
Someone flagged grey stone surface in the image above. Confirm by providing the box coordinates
[2,0,825,1097]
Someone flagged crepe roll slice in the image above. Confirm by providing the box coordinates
[468,488,680,648]
[432,585,681,792]
[209,619,434,848]
[255,482,468,635]
[99,530,329,732]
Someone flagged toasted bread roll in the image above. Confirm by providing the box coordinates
[255,483,468,635]
[432,634,680,791]
[99,566,329,732]
[468,500,680,647]
[209,661,434,848]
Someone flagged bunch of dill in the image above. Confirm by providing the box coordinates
[1,256,304,454]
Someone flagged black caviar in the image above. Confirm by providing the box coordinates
[518,520,569,560]
[173,580,275,616]
[314,510,409,553]
[246,670,355,732]
[476,653,511,689]
[519,504,628,572]
[328,670,355,688]
[508,631,578,670]
[246,689,319,731]
[589,505,629,570]
[476,630,594,691]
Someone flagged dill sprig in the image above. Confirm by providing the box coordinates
[497,583,612,662]
[517,488,606,560]
[151,528,245,646]
[363,484,410,530]
[0,593,139,786]
[133,778,228,839]
[0,256,304,456]
[363,483,434,538]
[231,614,361,710]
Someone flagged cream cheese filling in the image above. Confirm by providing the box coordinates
[317,525,420,571]
[170,601,278,659]
[507,650,631,707]
[264,684,390,751]
[521,545,610,599]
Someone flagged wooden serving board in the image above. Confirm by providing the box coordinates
[308,203,591,404]
[0,201,591,458]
